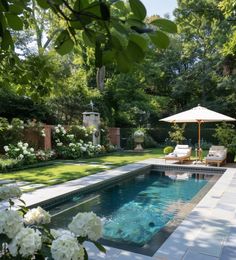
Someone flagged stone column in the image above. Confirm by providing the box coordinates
[82,112,100,145]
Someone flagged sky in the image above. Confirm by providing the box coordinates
[141,0,177,19]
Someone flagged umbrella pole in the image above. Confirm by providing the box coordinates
[198,121,202,161]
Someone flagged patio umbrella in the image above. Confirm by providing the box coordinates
[160,104,235,160]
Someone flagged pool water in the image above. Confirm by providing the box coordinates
[49,170,208,248]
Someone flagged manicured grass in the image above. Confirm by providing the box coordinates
[0,148,208,185]
[67,148,164,166]
[0,148,163,184]
[0,164,106,184]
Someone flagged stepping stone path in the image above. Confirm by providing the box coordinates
[0,179,15,185]
[14,181,30,187]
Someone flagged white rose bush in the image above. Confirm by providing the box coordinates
[0,185,106,259]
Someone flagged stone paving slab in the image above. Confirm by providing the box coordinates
[0,179,15,185]
[20,183,46,191]
[183,250,219,260]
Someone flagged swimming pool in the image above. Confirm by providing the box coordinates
[48,168,216,255]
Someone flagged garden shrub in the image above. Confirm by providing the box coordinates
[53,124,103,159]
[163,146,174,154]
[0,117,24,152]
[0,158,21,172]
[4,142,36,164]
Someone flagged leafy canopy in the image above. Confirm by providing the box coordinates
[0,0,177,71]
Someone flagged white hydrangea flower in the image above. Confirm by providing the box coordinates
[8,227,42,258]
[4,145,9,152]
[23,150,28,155]
[0,185,22,200]
[30,148,34,152]
[50,229,74,239]
[68,212,102,241]
[81,147,86,152]
[18,154,24,160]
[17,142,23,147]
[51,233,84,260]
[57,142,63,147]
[24,207,51,225]
[0,210,23,238]
[85,133,88,137]
[24,143,29,148]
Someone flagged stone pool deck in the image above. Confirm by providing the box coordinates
[1,159,236,259]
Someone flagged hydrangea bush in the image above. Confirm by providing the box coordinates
[53,125,105,159]
[4,142,36,164]
[0,185,105,259]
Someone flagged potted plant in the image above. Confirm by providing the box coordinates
[214,122,236,163]
[133,129,145,151]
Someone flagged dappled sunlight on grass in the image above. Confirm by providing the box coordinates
[0,164,105,184]
[81,148,164,166]
[0,148,166,185]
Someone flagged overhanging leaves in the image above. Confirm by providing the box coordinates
[151,18,177,34]
[148,31,170,49]
[129,0,146,20]
[55,30,74,55]
[36,0,50,9]
[5,14,23,30]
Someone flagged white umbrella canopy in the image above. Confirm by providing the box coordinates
[160,104,236,160]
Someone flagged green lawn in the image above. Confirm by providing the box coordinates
[0,148,163,184]
[0,148,208,185]
[65,148,164,166]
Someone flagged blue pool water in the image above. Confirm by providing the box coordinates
[49,170,208,247]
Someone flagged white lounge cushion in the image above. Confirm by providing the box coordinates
[206,155,225,161]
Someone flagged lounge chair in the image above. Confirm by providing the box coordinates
[165,145,192,164]
[205,145,227,167]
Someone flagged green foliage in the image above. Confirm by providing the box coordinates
[0,158,20,172]
[0,0,176,72]
[214,122,236,153]
[163,146,174,154]
[0,117,24,151]
[0,89,56,124]
[168,123,186,144]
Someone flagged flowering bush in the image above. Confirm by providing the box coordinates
[0,185,106,259]
[51,232,84,260]
[35,149,56,161]
[0,184,22,201]
[24,207,51,225]
[68,212,102,241]
[53,124,103,159]
[0,117,24,153]
[4,142,36,164]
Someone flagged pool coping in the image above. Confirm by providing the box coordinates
[1,159,235,260]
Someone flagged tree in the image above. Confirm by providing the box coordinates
[0,0,177,72]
